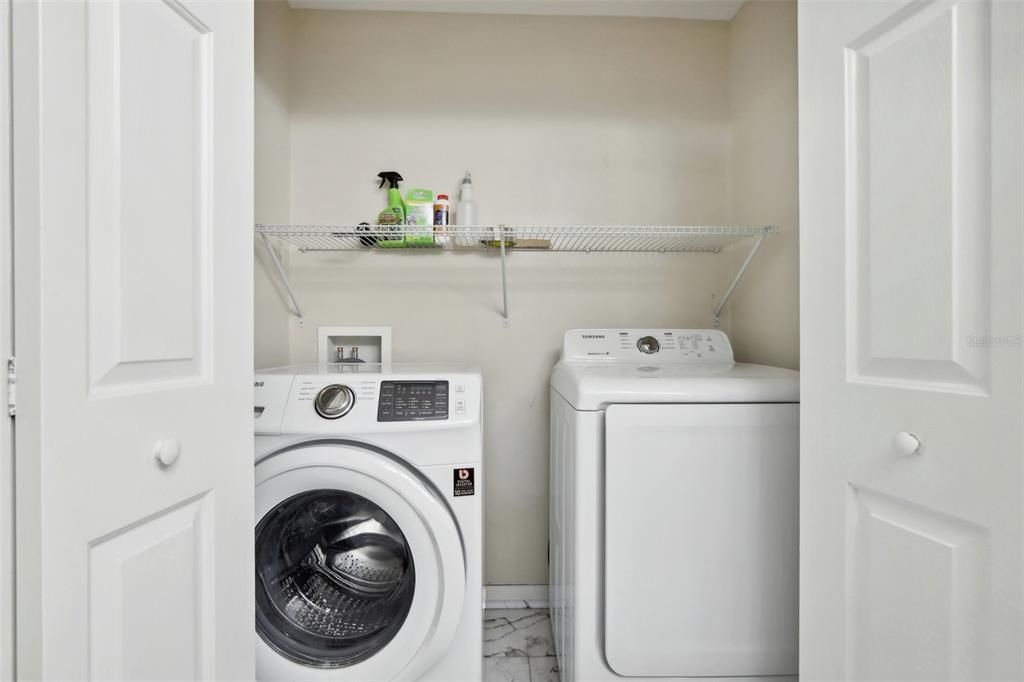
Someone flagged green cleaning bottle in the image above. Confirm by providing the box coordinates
[377,171,406,225]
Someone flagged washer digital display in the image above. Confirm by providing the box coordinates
[377,381,449,421]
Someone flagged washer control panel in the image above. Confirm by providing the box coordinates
[255,367,481,436]
[562,329,734,363]
[378,381,449,422]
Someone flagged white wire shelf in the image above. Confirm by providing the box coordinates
[255,224,776,254]
[255,223,776,326]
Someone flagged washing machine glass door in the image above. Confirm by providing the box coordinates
[256,489,416,667]
[254,443,466,681]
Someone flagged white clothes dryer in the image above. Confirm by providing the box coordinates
[549,330,799,682]
[254,364,483,682]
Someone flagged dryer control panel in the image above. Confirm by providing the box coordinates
[562,329,734,363]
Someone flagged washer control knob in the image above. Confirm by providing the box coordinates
[314,384,356,419]
[637,336,661,354]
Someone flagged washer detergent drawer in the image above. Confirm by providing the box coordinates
[604,403,798,678]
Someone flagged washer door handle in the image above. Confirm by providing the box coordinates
[154,438,182,468]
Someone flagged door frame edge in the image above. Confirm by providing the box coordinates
[0,0,14,677]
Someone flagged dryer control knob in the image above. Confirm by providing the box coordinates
[637,336,661,354]
[314,384,356,419]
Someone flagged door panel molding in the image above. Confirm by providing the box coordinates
[844,0,991,396]
[86,0,214,398]
[847,485,988,681]
[88,492,215,681]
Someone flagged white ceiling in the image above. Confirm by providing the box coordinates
[285,0,746,21]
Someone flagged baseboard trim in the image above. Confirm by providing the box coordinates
[484,584,549,609]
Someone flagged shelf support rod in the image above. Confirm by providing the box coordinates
[713,228,768,327]
[498,226,510,325]
[259,232,304,321]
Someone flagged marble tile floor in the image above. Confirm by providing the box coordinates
[484,608,560,682]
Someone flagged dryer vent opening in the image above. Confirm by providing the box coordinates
[255,489,416,668]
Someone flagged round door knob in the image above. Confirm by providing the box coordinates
[892,432,921,456]
[315,384,356,419]
[637,336,661,354]
[153,438,182,467]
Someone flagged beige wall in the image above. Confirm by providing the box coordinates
[254,3,799,585]
[724,0,799,369]
[255,0,293,369]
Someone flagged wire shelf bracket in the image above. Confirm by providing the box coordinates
[258,232,304,322]
[254,224,776,327]
[497,227,510,326]
[712,228,769,328]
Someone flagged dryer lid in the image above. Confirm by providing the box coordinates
[602,403,799,676]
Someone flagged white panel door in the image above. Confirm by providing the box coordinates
[12,0,254,679]
[800,1,1023,680]
[603,403,798,678]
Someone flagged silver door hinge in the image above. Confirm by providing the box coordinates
[6,357,15,417]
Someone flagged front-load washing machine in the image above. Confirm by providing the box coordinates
[549,330,799,682]
[254,364,482,681]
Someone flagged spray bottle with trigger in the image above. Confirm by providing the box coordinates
[377,171,406,225]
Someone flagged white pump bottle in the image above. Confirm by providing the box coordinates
[455,172,479,226]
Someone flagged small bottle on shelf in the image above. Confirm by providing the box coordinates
[434,194,451,247]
